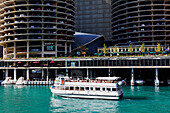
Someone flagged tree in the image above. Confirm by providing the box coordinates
[114,44,117,53]
[77,45,90,57]
[156,43,161,52]
[103,43,107,56]
[140,43,145,52]
[129,43,133,52]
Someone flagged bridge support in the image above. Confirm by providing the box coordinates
[155,68,159,87]
[131,68,135,86]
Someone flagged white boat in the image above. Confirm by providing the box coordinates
[1,77,16,85]
[16,77,25,85]
[135,80,145,86]
[168,80,170,85]
[50,76,124,100]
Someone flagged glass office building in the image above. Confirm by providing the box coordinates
[75,0,112,41]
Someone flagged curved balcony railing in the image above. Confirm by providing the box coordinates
[112,0,170,45]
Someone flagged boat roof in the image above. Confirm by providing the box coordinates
[96,77,121,80]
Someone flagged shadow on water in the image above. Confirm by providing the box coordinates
[122,96,148,100]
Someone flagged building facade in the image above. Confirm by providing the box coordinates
[0,0,75,59]
[75,0,112,41]
[112,0,170,46]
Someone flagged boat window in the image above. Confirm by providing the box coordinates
[80,87,84,91]
[65,86,69,90]
[85,87,89,90]
[75,87,79,90]
[90,87,93,90]
[106,88,111,91]
[70,87,74,90]
[112,88,117,91]
[95,87,100,91]
[102,88,105,91]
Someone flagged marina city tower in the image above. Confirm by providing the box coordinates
[112,0,170,46]
[0,0,75,59]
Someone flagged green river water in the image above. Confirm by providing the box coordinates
[0,85,169,113]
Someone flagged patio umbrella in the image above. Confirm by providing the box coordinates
[33,61,39,63]
[162,52,167,54]
[94,53,98,56]
[18,61,22,63]
[50,61,55,63]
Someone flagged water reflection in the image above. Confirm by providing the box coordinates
[155,87,159,92]
[50,96,119,112]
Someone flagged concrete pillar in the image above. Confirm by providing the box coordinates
[87,68,89,79]
[42,41,44,57]
[27,69,29,81]
[27,41,29,59]
[108,68,111,77]
[65,42,67,55]
[66,68,68,76]
[131,68,135,86]
[5,69,8,78]
[79,60,80,67]
[155,68,159,87]
[14,69,17,81]
[55,41,57,57]
[46,68,49,81]
[55,69,57,77]
[5,44,7,58]
[14,42,16,59]
[42,69,44,80]
[69,43,71,53]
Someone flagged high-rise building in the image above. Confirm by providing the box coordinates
[112,0,170,46]
[75,0,112,41]
[0,0,75,59]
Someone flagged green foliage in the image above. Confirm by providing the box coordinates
[141,43,145,52]
[103,43,107,54]
[156,43,161,52]
[129,43,133,52]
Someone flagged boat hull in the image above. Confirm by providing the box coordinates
[51,89,123,100]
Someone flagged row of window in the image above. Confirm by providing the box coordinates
[63,86,119,92]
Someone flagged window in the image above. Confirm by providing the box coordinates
[112,88,117,91]
[106,88,111,91]
[102,88,105,91]
[80,87,84,91]
[95,87,100,91]
[75,87,79,90]
[85,87,89,90]
[90,87,93,90]
[65,86,69,90]
[70,87,74,90]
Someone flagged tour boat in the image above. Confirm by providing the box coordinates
[50,76,124,100]
[16,77,25,85]
[1,77,16,85]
